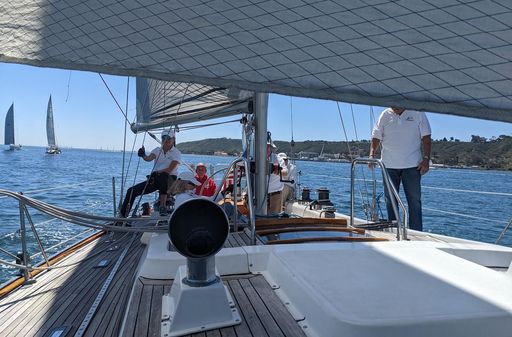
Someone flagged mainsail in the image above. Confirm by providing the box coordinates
[4,103,14,145]
[46,95,56,147]
[0,1,511,122]
[133,78,253,132]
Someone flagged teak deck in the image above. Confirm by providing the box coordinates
[122,274,306,337]
[0,230,300,337]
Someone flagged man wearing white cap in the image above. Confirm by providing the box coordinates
[267,141,288,213]
[278,153,296,205]
[120,129,181,217]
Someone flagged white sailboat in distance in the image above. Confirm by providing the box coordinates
[45,95,61,154]
[4,103,21,151]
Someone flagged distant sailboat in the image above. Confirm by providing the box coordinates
[4,103,21,151]
[45,95,61,154]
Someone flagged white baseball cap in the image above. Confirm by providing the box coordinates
[178,171,201,186]
[161,129,175,139]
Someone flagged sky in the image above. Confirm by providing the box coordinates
[1,62,510,151]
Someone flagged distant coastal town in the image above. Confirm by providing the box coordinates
[178,135,512,171]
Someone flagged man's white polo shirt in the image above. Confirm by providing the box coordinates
[150,146,182,174]
[372,108,431,169]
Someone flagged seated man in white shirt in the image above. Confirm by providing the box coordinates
[120,129,181,217]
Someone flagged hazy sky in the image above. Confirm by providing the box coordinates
[1,63,510,150]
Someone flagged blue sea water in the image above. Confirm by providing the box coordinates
[1,146,511,284]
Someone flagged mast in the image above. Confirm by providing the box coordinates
[4,103,14,145]
[254,93,269,216]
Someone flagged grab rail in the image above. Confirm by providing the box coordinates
[350,158,408,240]
[212,157,256,244]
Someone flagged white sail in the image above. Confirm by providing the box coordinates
[133,78,253,132]
[4,103,14,145]
[46,95,56,147]
[45,95,60,154]
[1,1,512,122]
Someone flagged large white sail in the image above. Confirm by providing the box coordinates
[0,1,511,122]
[4,103,14,145]
[46,95,56,147]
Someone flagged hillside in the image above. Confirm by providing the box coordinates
[178,136,512,170]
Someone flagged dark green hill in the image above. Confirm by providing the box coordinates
[178,136,512,170]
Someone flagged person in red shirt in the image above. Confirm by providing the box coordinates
[195,163,217,197]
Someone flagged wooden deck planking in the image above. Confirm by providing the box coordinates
[0,242,94,321]
[148,285,164,337]
[0,232,145,337]
[120,277,145,337]
[0,239,112,336]
[228,278,268,337]
[35,234,139,337]
[83,238,145,337]
[124,274,306,337]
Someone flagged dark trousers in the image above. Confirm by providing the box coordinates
[384,167,422,231]
[120,173,175,217]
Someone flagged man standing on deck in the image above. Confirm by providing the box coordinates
[369,107,431,231]
[120,129,181,217]
[267,141,288,214]
[278,152,297,204]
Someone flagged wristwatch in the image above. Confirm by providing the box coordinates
[423,155,430,160]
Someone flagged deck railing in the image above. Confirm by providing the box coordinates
[212,157,256,244]
[350,158,408,240]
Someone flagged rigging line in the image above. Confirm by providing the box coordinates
[369,106,379,221]
[98,73,129,123]
[30,228,93,256]
[65,70,71,102]
[120,76,130,208]
[370,106,376,135]
[30,230,121,269]
[123,130,143,192]
[336,102,368,216]
[125,132,149,216]
[290,96,294,141]
[350,103,371,208]
[336,102,353,159]
[350,103,359,141]
[496,216,512,245]
[423,207,505,224]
